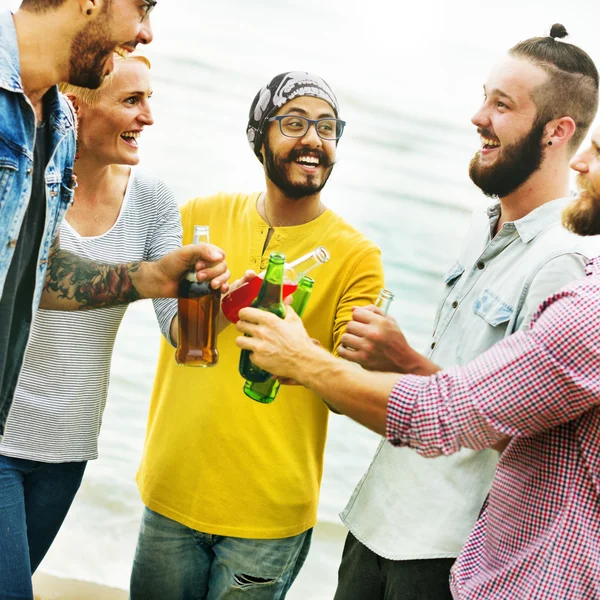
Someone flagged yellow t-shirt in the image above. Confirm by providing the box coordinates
[136,192,384,538]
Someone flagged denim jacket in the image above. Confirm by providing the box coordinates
[0,11,76,434]
[0,10,76,311]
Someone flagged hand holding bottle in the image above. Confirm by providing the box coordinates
[238,252,287,383]
[243,276,315,403]
[338,290,440,376]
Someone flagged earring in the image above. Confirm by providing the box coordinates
[547,140,553,146]
[86,8,92,15]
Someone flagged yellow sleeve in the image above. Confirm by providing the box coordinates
[179,199,196,244]
[178,194,225,245]
[332,247,385,355]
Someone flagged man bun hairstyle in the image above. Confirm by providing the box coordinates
[549,23,568,39]
[509,24,599,152]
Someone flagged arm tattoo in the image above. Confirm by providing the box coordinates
[44,244,142,309]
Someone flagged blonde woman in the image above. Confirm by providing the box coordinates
[0,54,181,596]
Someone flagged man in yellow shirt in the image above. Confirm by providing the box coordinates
[130,72,385,599]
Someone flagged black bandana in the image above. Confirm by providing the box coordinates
[246,71,340,159]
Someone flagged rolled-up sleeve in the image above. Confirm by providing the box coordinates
[386,283,600,457]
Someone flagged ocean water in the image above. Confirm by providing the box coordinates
[2,0,600,597]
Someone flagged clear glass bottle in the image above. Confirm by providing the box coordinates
[175,226,220,367]
[222,246,329,323]
[243,276,315,403]
[374,288,394,315]
[238,252,287,383]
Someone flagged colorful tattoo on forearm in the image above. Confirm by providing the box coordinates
[44,249,142,308]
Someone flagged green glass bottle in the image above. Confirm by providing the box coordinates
[238,252,286,383]
[243,276,315,403]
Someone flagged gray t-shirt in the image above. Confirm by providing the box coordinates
[0,119,48,424]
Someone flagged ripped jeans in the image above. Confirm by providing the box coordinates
[129,507,312,600]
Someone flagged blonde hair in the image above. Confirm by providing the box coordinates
[59,52,151,106]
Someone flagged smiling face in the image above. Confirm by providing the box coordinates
[261,97,337,199]
[469,56,550,198]
[76,58,153,166]
[563,127,600,236]
[68,0,154,89]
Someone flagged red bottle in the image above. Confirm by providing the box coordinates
[222,246,329,323]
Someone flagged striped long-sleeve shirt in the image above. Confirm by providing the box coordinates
[387,256,600,599]
[0,170,182,462]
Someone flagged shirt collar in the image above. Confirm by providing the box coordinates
[0,11,23,94]
[486,197,573,244]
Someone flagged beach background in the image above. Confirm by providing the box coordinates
[1,0,599,597]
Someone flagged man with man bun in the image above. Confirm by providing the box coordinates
[326,24,599,599]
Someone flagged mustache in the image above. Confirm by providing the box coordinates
[286,148,333,168]
[477,127,496,139]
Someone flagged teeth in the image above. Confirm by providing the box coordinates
[114,46,130,59]
[121,132,141,139]
[482,137,500,147]
[297,156,319,165]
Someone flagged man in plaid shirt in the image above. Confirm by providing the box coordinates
[236,122,600,598]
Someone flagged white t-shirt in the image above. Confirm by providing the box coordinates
[0,170,181,462]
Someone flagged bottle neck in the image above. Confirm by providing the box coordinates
[377,298,392,314]
[186,226,210,280]
[375,290,394,315]
[285,247,329,282]
[290,288,312,316]
[255,260,285,307]
[193,225,210,245]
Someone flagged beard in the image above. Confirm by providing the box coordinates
[562,174,600,236]
[264,141,334,199]
[68,6,116,89]
[469,119,546,198]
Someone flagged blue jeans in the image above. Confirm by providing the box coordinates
[0,454,87,600]
[130,507,313,600]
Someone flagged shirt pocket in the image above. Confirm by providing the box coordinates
[457,288,514,364]
[0,143,19,214]
[473,288,514,327]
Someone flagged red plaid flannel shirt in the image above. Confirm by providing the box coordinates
[387,256,600,599]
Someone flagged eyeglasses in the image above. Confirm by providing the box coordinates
[140,0,157,22]
[268,115,346,141]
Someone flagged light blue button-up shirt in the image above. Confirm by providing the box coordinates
[341,197,589,560]
[0,10,76,431]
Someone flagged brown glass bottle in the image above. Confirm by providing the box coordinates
[175,226,220,367]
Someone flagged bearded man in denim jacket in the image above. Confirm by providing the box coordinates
[0,1,230,440]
